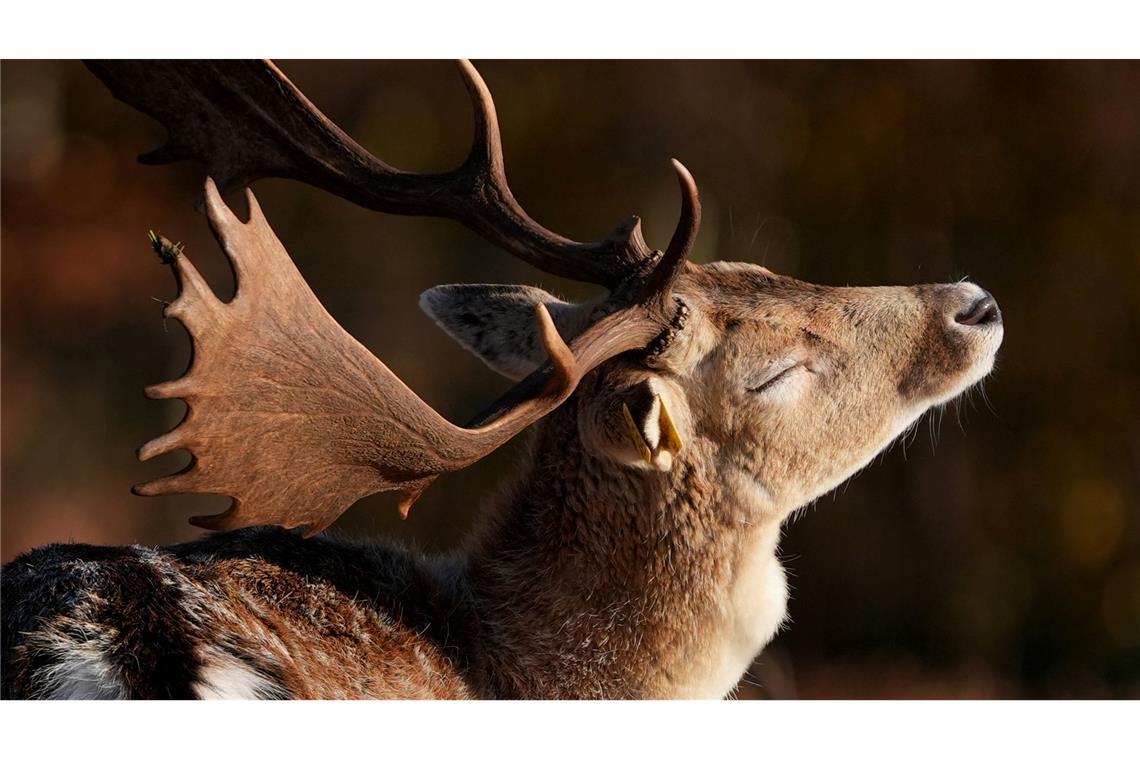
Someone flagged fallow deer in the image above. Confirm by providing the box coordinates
[1,60,1003,699]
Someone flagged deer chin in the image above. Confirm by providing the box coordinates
[911,324,1004,417]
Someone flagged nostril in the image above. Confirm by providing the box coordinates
[955,294,1002,326]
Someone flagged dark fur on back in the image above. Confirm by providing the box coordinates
[2,528,476,699]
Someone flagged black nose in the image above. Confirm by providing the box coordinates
[955,292,1002,326]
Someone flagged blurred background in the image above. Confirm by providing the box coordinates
[2,60,1138,698]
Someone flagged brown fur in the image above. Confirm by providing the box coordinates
[189,558,469,699]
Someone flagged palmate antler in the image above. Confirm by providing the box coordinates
[89,60,701,536]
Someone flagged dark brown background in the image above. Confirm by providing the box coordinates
[2,60,1138,698]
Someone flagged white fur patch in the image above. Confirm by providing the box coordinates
[673,524,789,699]
[193,661,277,700]
[37,649,128,700]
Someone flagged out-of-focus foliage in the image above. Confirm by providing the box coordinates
[2,60,1137,698]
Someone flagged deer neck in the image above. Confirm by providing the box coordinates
[463,398,788,699]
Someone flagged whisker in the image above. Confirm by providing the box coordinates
[979,378,998,416]
[747,214,767,258]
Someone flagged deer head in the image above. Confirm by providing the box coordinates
[423,264,1003,525]
[88,60,1002,538]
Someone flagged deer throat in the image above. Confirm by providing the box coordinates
[671,521,788,699]
[465,416,790,699]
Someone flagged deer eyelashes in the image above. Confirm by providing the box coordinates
[746,362,803,395]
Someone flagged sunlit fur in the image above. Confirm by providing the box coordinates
[459,262,1003,698]
[1,261,1002,699]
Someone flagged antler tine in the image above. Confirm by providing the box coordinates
[456,59,505,178]
[199,178,269,292]
[641,159,702,304]
[132,459,211,498]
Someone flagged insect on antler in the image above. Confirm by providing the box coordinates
[90,60,701,535]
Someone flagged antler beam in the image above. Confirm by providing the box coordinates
[86,60,686,287]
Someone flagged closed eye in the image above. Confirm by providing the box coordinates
[746,363,801,394]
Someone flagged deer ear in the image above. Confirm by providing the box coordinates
[579,374,687,471]
[420,284,597,381]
